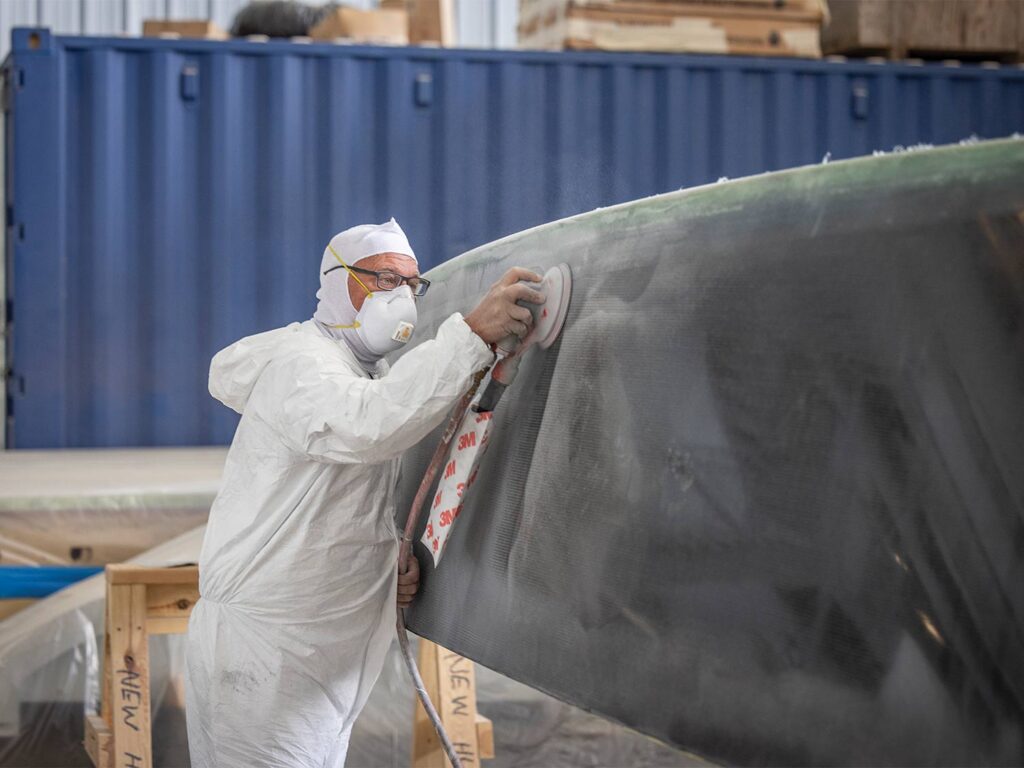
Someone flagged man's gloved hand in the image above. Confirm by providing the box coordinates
[464,267,546,345]
[397,553,420,608]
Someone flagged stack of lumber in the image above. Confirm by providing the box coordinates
[822,0,1024,63]
[518,0,827,58]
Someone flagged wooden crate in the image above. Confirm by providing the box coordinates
[822,0,1024,62]
[519,0,825,58]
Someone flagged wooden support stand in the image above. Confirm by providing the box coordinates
[412,638,494,768]
[86,565,495,768]
[85,565,199,768]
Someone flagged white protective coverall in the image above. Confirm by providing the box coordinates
[185,222,493,767]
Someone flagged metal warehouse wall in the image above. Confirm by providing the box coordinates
[5,29,1024,448]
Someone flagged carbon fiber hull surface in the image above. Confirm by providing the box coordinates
[397,140,1024,766]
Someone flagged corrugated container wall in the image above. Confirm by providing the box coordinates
[5,29,1024,448]
[0,1,516,448]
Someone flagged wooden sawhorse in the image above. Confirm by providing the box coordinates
[85,564,198,768]
[413,638,494,767]
[84,564,494,768]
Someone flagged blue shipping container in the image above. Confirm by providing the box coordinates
[5,28,1024,448]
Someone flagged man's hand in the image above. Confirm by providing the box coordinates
[464,267,546,345]
[397,553,420,609]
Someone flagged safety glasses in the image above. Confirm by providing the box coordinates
[322,263,430,297]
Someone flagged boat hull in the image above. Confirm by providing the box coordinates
[400,140,1024,766]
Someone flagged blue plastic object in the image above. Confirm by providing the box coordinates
[0,566,104,598]
[5,29,1024,448]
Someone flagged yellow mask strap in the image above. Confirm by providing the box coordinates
[323,243,372,331]
[327,243,374,298]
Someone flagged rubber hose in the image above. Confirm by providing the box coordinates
[396,368,489,768]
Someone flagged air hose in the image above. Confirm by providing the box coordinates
[395,265,571,767]
[396,368,488,768]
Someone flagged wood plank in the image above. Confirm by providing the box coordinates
[1020,0,1024,61]
[562,1,823,22]
[101,611,112,724]
[822,0,891,54]
[405,0,456,45]
[146,616,191,635]
[0,598,35,621]
[141,19,228,39]
[85,714,113,768]
[107,565,198,586]
[108,583,152,768]
[475,713,495,760]
[520,0,823,55]
[897,0,1019,56]
[412,639,444,768]
[437,646,481,768]
[145,583,199,618]
[309,7,410,44]
[563,12,822,57]
[522,0,823,11]
[823,0,1023,60]
[412,639,494,766]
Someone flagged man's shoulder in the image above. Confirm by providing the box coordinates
[268,321,366,378]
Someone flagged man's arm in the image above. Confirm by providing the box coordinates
[265,313,492,464]
[262,268,545,465]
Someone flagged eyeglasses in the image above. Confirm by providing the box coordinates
[322,264,431,297]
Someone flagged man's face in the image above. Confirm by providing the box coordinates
[348,252,419,312]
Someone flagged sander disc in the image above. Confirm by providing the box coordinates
[534,264,572,349]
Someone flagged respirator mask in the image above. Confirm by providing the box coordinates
[350,284,417,356]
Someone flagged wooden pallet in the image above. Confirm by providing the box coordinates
[0,598,35,620]
[519,0,825,58]
[822,0,1024,62]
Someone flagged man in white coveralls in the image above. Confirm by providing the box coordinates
[185,219,544,767]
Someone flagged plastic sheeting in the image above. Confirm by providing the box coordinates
[0,448,226,564]
[0,527,201,766]
[353,641,704,768]
[398,139,1024,766]
[0,522,701,767]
